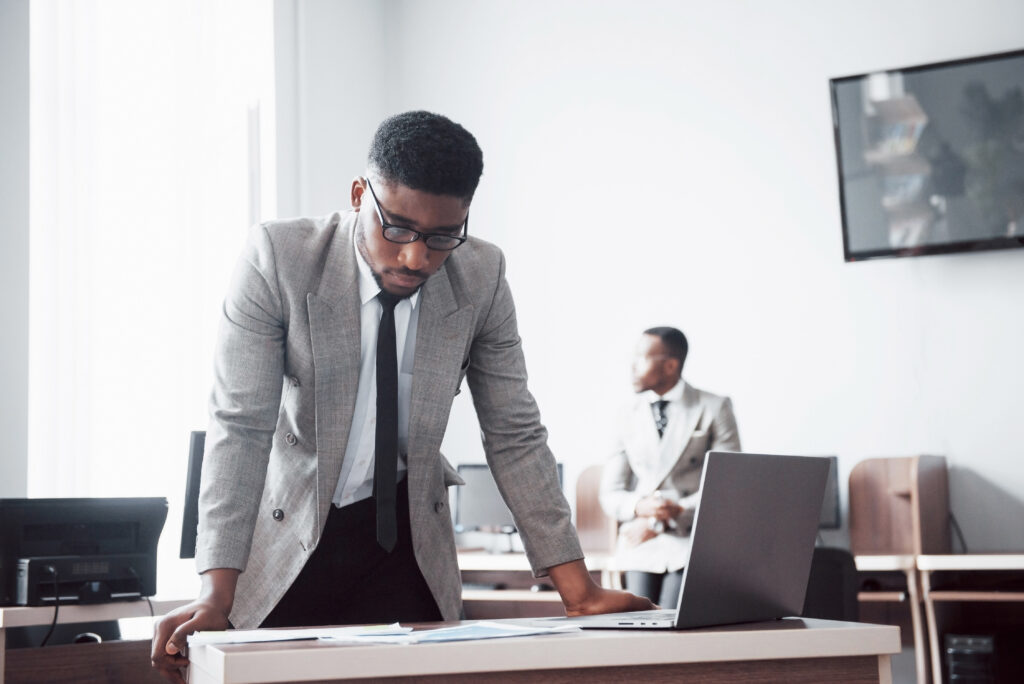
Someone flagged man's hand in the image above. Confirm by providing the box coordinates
[547,559,657,616]
[618,518,657,547]
[151,599,230,683]
[564,585,658,616]
[634,493,683,522]
[151,568,239,684]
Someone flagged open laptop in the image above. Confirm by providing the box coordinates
[555,451,830,630]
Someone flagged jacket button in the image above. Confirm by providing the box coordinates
[681,490,691,497]
[434,501,445,513]
[285,432,297,446]
[272,508,285,521]
[290,376,300,387]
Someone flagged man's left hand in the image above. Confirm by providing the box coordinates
[547,559,657,615]
[565,586,657,616]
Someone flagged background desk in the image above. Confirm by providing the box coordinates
[457,552,614,619]
[0,598,188,684]
[917,553,1024,683]
[855,554,927,683]
[189,617,900,684]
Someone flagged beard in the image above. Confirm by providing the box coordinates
[355,222,426,298]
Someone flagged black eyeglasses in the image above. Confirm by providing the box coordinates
[364,178,468,251]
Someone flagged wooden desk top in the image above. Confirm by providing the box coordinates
[188,618,899,683]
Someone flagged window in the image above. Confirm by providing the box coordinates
[29,0,276,598]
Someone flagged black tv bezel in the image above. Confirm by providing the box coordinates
[830,47,1024,263]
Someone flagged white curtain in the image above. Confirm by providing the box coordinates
[29,0,276,593]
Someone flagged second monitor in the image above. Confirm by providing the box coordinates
[454,463,563,534]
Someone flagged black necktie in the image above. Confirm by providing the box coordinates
[374,291,401,552]
[652,400,669,438]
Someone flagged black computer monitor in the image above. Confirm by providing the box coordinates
[454,462,563,533]
[0,497,167,605]
[179,431,205,559]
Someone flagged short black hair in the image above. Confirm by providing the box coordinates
[367,111,484,202]
[644,326,688,367]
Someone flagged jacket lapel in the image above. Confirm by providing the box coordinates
[629,383,705,493]
[623,400,661,486]
[407,265,473,483]
[307,218,363,528]
[649,384,704,488]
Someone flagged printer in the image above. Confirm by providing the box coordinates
[0,497,167,606]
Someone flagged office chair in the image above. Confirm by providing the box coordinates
[801,546,859,621]
[574,464,617,554]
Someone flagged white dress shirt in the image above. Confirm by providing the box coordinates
[331,230,420,508]
[639,378,685,446]
[638,378,685,532]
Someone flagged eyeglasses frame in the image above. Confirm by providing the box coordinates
[364,177,469,251]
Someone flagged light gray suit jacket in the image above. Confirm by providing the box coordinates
[598,382,740,573]
[195,211,583,628]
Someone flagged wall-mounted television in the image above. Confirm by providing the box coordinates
[830,48,1024,262]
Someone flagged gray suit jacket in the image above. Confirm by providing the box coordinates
[195,211,583,628]
[598,382,740,573]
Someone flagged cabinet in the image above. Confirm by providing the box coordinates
[917,554,1024,683]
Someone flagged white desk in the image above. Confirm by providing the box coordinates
[0,597,189,683]
[916,553,1024,683]
[188,617,900,684]
[855,554,928,684]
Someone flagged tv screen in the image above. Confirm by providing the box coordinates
[454,463,563,533]
[830,48,1024,261]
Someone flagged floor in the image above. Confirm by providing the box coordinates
[891,645,918,684]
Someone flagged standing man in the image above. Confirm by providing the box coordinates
[599,327,741,607]
[152,111,651,683]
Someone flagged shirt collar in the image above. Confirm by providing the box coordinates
[641,378,685,404]
[353,224,421,309]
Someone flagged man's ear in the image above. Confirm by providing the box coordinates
[667,358,682,377]
[350,177,367,210]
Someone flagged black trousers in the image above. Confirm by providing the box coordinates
[624,569,684,608]
[261,478,442,627]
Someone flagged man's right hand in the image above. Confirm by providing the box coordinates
[634,493,683,522]
[151,599,230,683]
[619,518,658,547]
[151,568,239,684]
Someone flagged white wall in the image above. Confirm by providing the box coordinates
[274,0,392,218]
[0,0,30,497]
[282,0,1024,552]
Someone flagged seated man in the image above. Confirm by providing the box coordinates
[599,326,741,606]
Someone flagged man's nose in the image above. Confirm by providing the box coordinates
[398,239,430,271]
